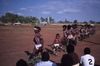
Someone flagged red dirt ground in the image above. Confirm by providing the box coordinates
[0,24,100,66]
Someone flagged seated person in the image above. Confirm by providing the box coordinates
[67,45,80,66]
[80,47,95,66]
[61,54,73,66]
[35,52,57,66]
[51,33,62,55]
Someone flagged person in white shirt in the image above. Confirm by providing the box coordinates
[80,47,95,66]
[35,52,57,66]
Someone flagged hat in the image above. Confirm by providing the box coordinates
[34,26,41,31]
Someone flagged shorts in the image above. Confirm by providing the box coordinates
[35,44,42,50]
[54,44,59,47]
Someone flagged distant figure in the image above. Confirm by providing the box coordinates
[80,47,95,66]
[35,52,57,66]
[62,25,67,45]
[16,59,28,66]
[67,45,80,66]
[61,25,68,51]
[33,26,44,56]
[61,54,73,66]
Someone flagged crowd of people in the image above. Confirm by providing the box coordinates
[17,46,95,66]
[51,24,95,55]
[26,24,95,66]
[62,24,95,46]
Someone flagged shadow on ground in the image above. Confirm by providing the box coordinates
[24,51,32,56]
[45,48,53,54]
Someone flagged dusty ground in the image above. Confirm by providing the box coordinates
[0,24,100,66]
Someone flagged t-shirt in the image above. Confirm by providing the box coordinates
[53,38,60,44]
[35,61,57,66]
[80,54,95,66]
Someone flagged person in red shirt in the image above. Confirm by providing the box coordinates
[51,33,61,55]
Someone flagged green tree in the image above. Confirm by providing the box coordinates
[74,20,78,24]
[40,17,45,22]
[49,17,55,23]
[0,12,41,24]
[89,20,95,24]
[45,18,48,22]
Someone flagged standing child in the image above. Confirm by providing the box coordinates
[33,26,44,56]
[28,26,43,65]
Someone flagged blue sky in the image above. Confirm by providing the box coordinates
[0,0,100,22]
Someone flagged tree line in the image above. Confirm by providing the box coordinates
[0,12,55,24]
[0,12,100,24]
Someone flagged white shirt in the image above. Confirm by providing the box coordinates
[80,54,95,66]
[35,61,57,66]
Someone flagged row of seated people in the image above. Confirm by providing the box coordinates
[16,45,95,66]
[51,24,96,55]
